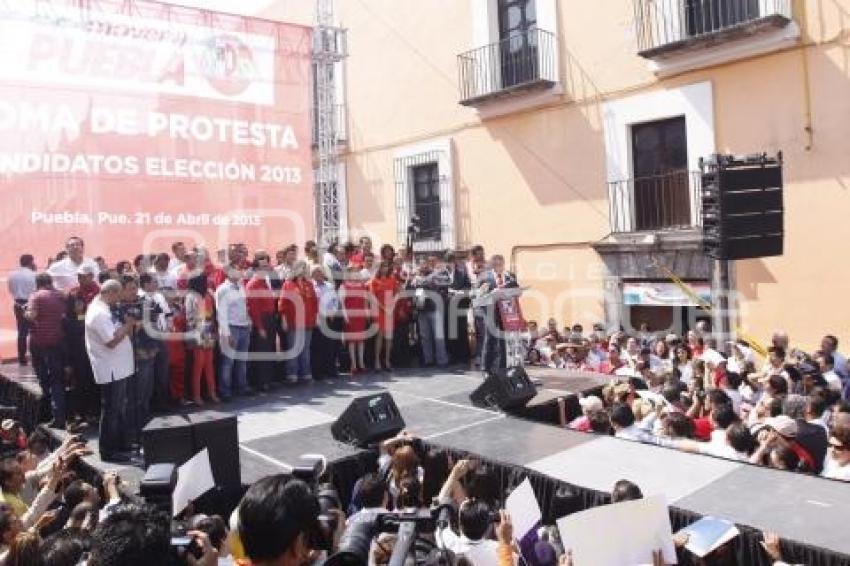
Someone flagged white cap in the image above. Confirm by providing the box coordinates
[578,395,603,413]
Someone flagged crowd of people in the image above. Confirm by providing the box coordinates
[542,326,850,481]
[3,234,849,565]
[7,236,519,462]
[0,423,804,565]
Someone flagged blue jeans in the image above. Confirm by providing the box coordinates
[31,344,66,427]
[99,376,129,457]
[130,357,156,440]
[219,325,250,397]
[418,309,449,366]
[286,327,313,378]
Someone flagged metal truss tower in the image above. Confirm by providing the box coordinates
[313,0,347,245]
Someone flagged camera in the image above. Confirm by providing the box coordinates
[170,522,204,562]
[291,456,342,552]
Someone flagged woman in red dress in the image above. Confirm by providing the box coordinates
[341,264,369,374]
[369,261,400,372]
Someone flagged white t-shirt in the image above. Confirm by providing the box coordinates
[677,363,694,384]
[436,527,505,566]
[821,457,850,481]
[724,388,743,415]
[84,297,134,384]
[697,441,749,462]
[823,370,843,393]
[154,269,177,290]
[48,257,100,291]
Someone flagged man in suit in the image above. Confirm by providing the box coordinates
[446,251,472,365]
[478,254,518,374]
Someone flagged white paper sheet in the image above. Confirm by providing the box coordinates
[678,517,739,558]
[505,478,542,539]
[556,495,677,566]
[172,448,215,517]
[636,390,668,407]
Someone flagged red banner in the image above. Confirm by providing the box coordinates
[0,1,313,355]
[498,296,526,333]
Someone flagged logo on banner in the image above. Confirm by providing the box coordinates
[196,35,256,97]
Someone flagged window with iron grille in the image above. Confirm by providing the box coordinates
[393,142,455,252]
[411,163,441,241]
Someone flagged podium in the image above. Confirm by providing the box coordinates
[473,286,528,367]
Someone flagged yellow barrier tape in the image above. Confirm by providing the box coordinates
[653,261,767,358]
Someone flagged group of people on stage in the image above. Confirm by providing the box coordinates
[7,235,518,462]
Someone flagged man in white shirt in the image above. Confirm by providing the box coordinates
[167,241,187,274]
[215,266,253,399]
[47,236,100,292]
[7,254,37,365]
[312,265,342,379]
[84,280,135,463]
[152,253,177,290]
[813,351,843,393]
[820,335,848,379]
[611,404,654,443]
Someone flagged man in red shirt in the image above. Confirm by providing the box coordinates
[349,236,372,268]
[25,273,68,429]
[278,261,318,383]
[246,252,278,391]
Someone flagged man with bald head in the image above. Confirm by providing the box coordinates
[85,279,137,463]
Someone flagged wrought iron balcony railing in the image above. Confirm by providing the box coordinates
[458,28,557,106]
[634,0,792,56]
[608,170,703,233]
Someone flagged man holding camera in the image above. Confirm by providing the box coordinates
[84,279,136,463]
[435,459,509,565]
[237,475,341,566]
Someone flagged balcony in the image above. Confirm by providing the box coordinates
[608,170,703,234]
[458,28,558,106]
[633,0,797,74]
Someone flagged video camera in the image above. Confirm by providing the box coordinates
[291,455,343,553]
[326,498,456,566]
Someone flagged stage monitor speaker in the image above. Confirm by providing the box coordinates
[142,415,194,469]
[331,393,405,447]
[701,152,784,261]
[187,411,240,488]
[469,366,536,411]
[139,463,177,516]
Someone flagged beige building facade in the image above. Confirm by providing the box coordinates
[263,0,850,350]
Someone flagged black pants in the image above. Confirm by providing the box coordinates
[99,377,129,457]
[391,320,414,367]
[31,343,66,427]
[68,337,99,418]
[13,300,28,364]
[312,316,341,379]
[447,312,471,364]
[275,316,288,380]
[249,316,276,389]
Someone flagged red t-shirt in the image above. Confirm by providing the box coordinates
[245,276,277,329]
[278,278,318,329]
[27,289,67,347]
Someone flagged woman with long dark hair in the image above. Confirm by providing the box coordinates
[185,274,219,404]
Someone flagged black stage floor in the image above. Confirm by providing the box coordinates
[2,363,849,558]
